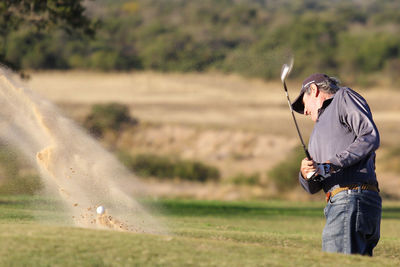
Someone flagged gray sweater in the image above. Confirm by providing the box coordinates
[299,87,380,194]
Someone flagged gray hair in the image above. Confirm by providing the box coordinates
[305,76,341,95]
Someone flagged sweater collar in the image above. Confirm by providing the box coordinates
[317,96,334,120]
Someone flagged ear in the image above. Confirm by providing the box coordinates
[310,83,319,97]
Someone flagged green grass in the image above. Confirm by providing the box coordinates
[0,196,399,266]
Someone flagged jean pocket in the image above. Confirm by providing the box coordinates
[329,191,349,205]
[356,198,381,240]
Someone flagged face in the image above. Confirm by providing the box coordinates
[302,84,324,122]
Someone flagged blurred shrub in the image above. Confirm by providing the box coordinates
[174,160,220,182]
[228,172,261,186]
[84,103,138,137]
[88,50,120,71]
[118,152,220,182]
[0,175,43,195]
[5,29,68,70]
[0,146,43,195]
[140,31,221,72]
[267,146,304,191]
[355,33,400,73]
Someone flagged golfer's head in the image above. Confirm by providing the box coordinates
[291,73,340,119]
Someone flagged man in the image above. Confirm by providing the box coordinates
[291,73,381,256]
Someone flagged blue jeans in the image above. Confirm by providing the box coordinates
[322,188,382,255]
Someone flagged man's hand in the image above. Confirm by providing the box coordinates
[301,158,317,180]
[301,159,332,181]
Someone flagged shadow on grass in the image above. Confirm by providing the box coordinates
[0,197,33,207]
[0,195,68,223]
[381,207,400,219]
[0,195,58,208]
[159,200,400,220]
[2,195,400,221]
[159,200,324,219]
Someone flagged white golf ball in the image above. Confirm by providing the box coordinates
[96,206,105,215]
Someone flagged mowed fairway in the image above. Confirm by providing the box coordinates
[1,196,399,266]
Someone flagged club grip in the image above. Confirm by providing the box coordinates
[305,148,312,160]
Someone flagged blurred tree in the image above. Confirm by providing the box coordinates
[83,103,138,138]
[1,0,400,84]
[0,0,96,72]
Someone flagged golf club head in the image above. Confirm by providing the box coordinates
[280,57,294,83]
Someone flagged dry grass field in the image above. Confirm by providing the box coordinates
[26,71,400,199]
[27,71,300,133]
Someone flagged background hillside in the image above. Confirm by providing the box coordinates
[4,0,400,87]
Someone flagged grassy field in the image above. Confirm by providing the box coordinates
[1,195,399,266]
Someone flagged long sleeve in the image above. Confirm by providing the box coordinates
[298,172,322,194]
[328,89,380,169]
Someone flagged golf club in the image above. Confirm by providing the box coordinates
[280,58,312,161]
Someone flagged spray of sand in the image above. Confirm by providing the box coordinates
[0,68,164,233]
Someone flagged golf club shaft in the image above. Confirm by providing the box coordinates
[283,81,312,160]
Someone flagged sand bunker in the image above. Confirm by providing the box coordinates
[0,68,164,233]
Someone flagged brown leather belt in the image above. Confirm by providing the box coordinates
[326,184,379,203]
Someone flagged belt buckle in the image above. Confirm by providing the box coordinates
[348,189,352,194]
